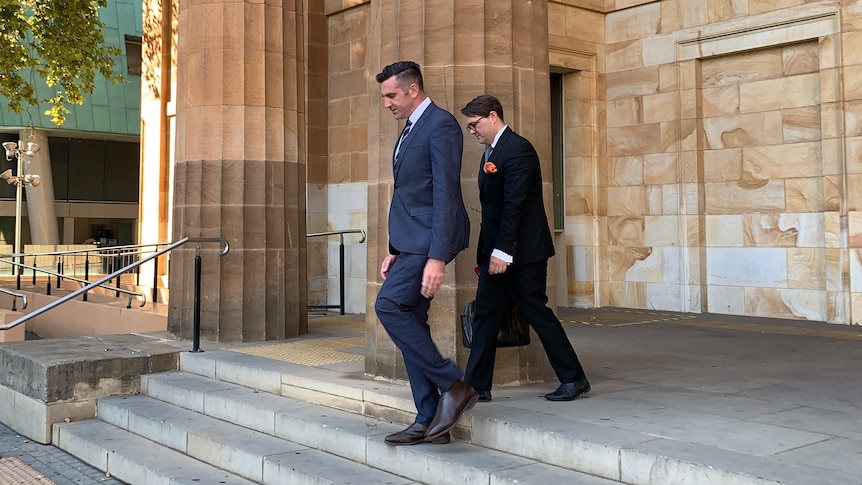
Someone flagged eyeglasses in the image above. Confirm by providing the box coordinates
[466,116,487,133]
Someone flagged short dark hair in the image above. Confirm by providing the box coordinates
[376,61,424,92]
[461,95,505,122]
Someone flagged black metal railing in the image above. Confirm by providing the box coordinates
[186,237,230,352]
[0,237,229,355]
[2,242,174,304]
[47,243,168,304]
[306,229,366,315]
[0,256,146,308]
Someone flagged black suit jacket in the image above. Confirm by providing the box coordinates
[477,126,554,267]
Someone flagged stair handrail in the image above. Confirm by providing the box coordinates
[2,241,177,304]
[8,241,173,259]
[306,228,366,315]
[0,237,229,331]
[0,257,146,308]
[0,287,27,311]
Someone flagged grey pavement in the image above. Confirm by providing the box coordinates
[552,307,862,483]
[0,421,125,485]
[4,307,862,484]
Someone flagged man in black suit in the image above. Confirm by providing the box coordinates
[460,94,589,403]
[374,61,477,445]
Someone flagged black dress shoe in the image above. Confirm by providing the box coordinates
[477,390,492,402]
[426,380,478,439]
[384,422,450,446]
[544,378,591,401]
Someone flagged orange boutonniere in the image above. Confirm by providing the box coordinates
[483,161,498,175]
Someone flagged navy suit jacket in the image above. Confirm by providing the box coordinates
[477,127,555,267]
[388,101,469,263]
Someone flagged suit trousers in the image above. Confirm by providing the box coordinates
[375,252,463,425]
[465,260,586,391]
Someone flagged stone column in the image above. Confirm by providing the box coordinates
[138,0,175,299]
[168,0,307,341]
[365,0,555,385]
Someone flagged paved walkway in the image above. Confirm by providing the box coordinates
[553,307,862,483]
[229,308,862,483]
[0,421,125,485]
[3,307,862,484]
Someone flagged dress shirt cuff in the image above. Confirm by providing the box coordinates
[491,249,513,263]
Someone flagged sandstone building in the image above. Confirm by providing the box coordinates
[143,0,862,383]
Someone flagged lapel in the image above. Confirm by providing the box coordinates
[393,103,434,180]
[479,126,512,191]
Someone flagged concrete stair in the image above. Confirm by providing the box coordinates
[20,311,862,484]
[52,350,621,485]
[0,276,167,340]
[51,345,855,485]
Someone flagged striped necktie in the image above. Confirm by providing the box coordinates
[395,120,412,160]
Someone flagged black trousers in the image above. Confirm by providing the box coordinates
[464,260,587,391]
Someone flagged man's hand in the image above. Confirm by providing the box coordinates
[489,255,508,275]
[380,254,398,279]
[421,258,446,298]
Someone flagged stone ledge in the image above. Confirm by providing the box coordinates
[0,332,186,443]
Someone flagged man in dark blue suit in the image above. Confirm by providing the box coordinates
[461,94,590,403]
[374,61,477,445]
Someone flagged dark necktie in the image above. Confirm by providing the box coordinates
[395,120,412,160]
[483,144,494,162]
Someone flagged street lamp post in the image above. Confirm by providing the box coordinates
[2,138,42,271]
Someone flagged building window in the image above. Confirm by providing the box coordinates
[550,73,564,231]
[125,36,142,76]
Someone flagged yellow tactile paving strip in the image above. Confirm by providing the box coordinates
[0,457,56,484]
[311,317,365,332]
[234,337,365,366]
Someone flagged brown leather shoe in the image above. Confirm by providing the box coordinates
[384,423,450,446]
[425,380,478,439]
[423,432,450,444]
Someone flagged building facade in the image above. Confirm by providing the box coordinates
[0,1,142,250]
[147,0,862,384]
[289,0,862,325]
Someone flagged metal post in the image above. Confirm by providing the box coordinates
[339,234,346,315]
[83,255,89,302]
[190,247,203,353]
[115,252,121,297]
[152,256,159,304]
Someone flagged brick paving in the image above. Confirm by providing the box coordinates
[0,422,125,485]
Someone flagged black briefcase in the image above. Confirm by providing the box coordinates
[460,300,531,348]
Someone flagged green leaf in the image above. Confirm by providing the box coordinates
[0,0,126,126]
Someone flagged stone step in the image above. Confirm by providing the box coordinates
[178,349,432,430]
[175,349,855,485]
[52,419,256,485]
[95,393,415,484]
[136,371,617,484]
